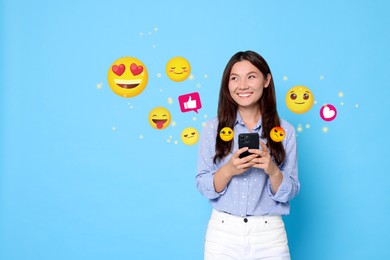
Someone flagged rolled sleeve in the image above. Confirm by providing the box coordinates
[196,170,226,199]
[268,121,300,203]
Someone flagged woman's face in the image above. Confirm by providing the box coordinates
[228,60,270,109]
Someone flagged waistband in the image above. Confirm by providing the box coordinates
[211,209,282,224]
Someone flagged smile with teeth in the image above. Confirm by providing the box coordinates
[238,93,253,97]
[114,79,142,89]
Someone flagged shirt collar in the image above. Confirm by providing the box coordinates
[235,111,262,131]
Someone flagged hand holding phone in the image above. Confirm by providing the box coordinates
[238,133,260,158]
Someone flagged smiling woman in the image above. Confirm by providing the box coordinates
[196,50,300,260]
[228,60,271,111]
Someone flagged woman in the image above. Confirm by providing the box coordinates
[196,50,300,259]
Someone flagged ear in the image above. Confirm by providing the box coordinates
[264,73,272,88]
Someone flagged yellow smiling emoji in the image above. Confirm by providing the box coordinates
[107,56,148,98]
[148,107,171,130]
[166,56,191,82]
[286,85,314,114]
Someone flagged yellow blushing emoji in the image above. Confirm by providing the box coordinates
[148,107,171,130]
[181,127,199,145]
[219,127,234,142]
[270,126,285,142]
[286,85,314,114]
[166,56,191,82]
[107,56,148,98]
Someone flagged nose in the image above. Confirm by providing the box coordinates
[238,78,249,90]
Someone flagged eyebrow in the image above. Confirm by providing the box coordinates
[230,71,259,76]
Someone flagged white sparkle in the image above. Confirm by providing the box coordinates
[297,124,303,133]
[283,76,288,81]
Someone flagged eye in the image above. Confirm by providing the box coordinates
[221,130,225,134]
[170,67,176,69]
[303,93,310,100]
[290,93,297,100]
[230,76,238,81]
[191,132,196,136]
[184,134,188,137]
[274,129,278,133]
[228,131,232,134]
[280,133,284,136]
[181,67,187,69]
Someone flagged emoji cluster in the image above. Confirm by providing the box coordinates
[107,56,339,147]
[107,56,200,146]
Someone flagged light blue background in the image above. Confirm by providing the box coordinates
[1,0,389,259]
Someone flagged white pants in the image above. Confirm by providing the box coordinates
[204,209,291,260]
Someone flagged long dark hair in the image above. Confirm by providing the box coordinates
[213,50,286,165]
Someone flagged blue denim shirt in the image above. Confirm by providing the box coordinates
[196,113,300,217]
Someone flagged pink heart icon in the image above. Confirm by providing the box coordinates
[130,63,143,76]
[320,104,337,121]
[112,64,125,76]
[323,106,335,118]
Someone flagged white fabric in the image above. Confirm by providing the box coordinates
[204,209,291,260]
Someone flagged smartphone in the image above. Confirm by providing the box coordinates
[238,133,260,158]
